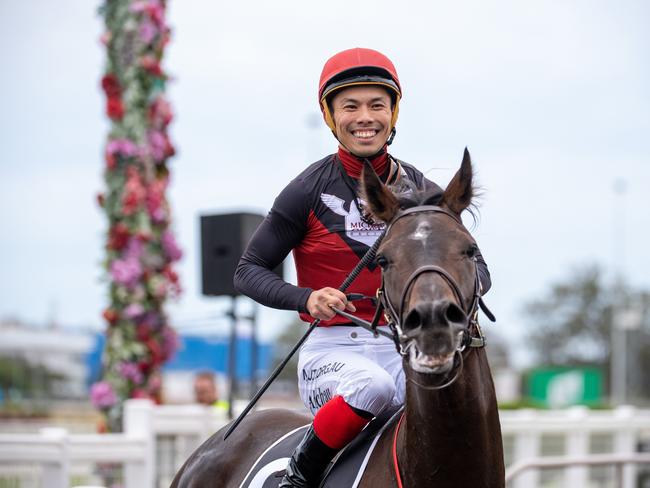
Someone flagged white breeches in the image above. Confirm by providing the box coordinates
[297,326,405,416]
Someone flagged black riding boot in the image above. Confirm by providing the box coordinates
[278,426,338,487]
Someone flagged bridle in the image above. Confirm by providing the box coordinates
[379,205,494,354]
[332,204,495,388]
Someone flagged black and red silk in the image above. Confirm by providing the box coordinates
[234,148,491,327]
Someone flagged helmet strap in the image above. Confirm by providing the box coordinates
[386,127,396,146]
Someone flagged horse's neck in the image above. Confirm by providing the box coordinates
[399,349,505,487]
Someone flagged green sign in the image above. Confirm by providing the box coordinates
[526,367,603,408]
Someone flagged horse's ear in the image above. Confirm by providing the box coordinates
[442,147,474,214]
[360,164,400,223]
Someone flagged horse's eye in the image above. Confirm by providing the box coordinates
[376,255,389,268]
[464,244,479,258]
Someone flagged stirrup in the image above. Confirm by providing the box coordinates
[278,426,338,487]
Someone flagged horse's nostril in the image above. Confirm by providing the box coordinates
[405,302,467,330]
[404,307,423,331]
[445,303,466,324]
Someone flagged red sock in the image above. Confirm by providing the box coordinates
[313,395,371,449]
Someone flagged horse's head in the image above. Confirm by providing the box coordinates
[361,149,479,378]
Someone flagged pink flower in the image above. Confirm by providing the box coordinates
[146,177,167,222]
[90,381,118,409]
[118,362,144,384]
[139,19,158,44]
[125,238,144,260]
[110,258,142,288]
[129,1,149,13]
[124,303,145,319]
[148,130,167,162]
[107,138,138,158]
[99,31,112,46]
[151,208,166,223]
[130,0,166,26]
[161,326,179,360]
[162,230,182,261]
[110,238,145,288]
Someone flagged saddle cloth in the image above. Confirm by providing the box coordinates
[238,408,401,488]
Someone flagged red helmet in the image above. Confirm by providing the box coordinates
[318,48,402,135]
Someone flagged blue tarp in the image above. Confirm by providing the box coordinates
[87,333,273,384]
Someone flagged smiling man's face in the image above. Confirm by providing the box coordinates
[330,85,393,157]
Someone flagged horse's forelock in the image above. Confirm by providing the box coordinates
[392,183,444,210]
[390,183,481,228]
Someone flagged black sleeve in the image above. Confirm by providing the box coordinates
[233,178,313,312]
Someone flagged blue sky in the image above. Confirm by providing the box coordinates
[1,0,648,365]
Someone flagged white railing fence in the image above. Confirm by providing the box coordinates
[500,406,650,488]
[0,401,649,488]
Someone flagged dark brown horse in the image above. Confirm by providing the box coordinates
[171,149,505,487]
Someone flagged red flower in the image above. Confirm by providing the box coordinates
[136,323,151,341]
[102,308,119,325]
[165,137,176,158]
[106,97,124,120]
[161,29,171,48]
[131,389,150,399]
[101,74,121,98]
[107,223,130,251]
[148,96,173,128]
[137,360,152,373]
[136,231,152,242]
[122,192,140,215]
[146,178,167,218]
[140,55,163,77]
[96,193,105,208]
[163,265,179,284]
[146,338,164,365]
[105,151,116,170]
[121,167,146,215]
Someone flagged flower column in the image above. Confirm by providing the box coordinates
[94,0,181,432]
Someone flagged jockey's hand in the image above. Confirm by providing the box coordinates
[306,287,356,321]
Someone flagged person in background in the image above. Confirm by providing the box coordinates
[193,371,228,412]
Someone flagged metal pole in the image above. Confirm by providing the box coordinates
[227,296,237,420]
[250,303,258,395]
[611,180,627,405]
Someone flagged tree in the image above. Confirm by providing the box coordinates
[0,357,64,404]
[522,265,650,401]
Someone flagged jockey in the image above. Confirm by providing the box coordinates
[234,47,491,487]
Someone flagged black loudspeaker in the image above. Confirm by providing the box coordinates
[200,212,283,297]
